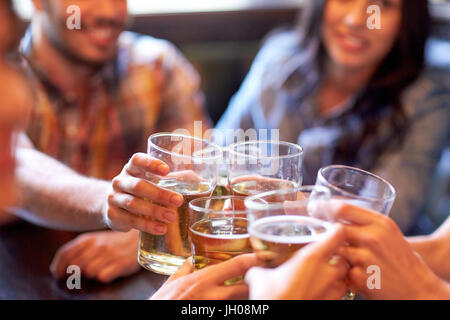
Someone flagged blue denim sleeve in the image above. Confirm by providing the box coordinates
[215,31,300,144]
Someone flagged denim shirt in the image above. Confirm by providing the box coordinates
[217,31,450,232]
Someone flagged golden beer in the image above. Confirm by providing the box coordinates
[139,179,213,275]
[249,215,330,268]
[231,177,298,198]
[189,217,250,269]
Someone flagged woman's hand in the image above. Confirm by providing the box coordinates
[103,153,184,234]
[151,254,258,300]
[245,225,348,300]
[316,200,450,300]
[50,230,141,283]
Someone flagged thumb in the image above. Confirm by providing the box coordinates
[288,224,345,266]
[166,257,194,283]
[244,266,266,286]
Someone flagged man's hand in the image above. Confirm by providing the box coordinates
[50,230,141,283]
[104,153,184,234]
[316,200,450,300]
[245,225,348,300]
[151,254,258,300]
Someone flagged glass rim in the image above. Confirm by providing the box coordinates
[189,195,248,215]
[226,140,304,160]
[244,185,330,211]
[148,132,222,161]
[248,215,336,244]
[317,165,396,203]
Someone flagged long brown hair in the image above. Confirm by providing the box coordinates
[298,0,431,169]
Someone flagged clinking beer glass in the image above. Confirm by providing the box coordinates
[138,133,222,275]
[244,186,336,268]
[227,140,304,197]
[188,195,250,270]
[313,165,396,299]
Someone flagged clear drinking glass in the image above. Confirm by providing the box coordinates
[315,165,397,299]
[188,195,250,270]
[227,140,303,197]
[138,133,222,275]
[244,186,335,268]
[315,165,396,215]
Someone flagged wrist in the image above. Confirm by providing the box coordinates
[410,269,448,300]
[97,180,113,229]
[407,236,438,270]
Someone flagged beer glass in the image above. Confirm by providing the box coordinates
[138,133,222,275]
[244,186,335,268]
[315,165,396,299]
[189,195,250,270]
[227,140,303,196]
[315,165,396,215]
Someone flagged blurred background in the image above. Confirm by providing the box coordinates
[12,0,450,232]
[13,0,449,124]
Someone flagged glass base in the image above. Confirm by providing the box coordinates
[138,250,186,276]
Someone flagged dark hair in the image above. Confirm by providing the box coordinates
[298,0,430,169]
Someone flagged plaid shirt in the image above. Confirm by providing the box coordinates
[20,31,210,180]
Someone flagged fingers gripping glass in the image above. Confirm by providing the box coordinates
[138,133,222,275]
[314,165,396,299]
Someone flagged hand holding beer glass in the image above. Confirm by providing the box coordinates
[312,165,397,299]
[138,133,222,275]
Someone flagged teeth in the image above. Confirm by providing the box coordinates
[343,36,364,47]
[91,28,113,39]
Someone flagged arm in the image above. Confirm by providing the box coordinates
[13,134,110,231]
[372,71,450,232]
[407,216,450,281]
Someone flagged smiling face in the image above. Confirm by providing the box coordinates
[322,0,403,72]
[35,0,128,65]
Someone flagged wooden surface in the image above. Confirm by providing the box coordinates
[0,221,168,300]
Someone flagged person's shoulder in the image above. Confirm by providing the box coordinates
[117,31,184,66]
[253,28,304,68]
[402,67,450,119]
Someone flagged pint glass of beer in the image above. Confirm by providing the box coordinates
[189,195,250,270]
[244,186,334,268]
[227,140,303,196]
[138,133,222,275]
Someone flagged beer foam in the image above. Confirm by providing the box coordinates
[249,215,334,244]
